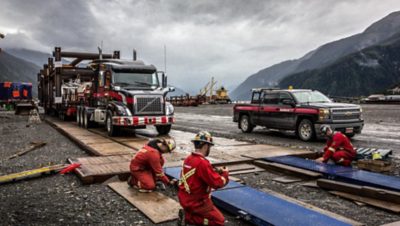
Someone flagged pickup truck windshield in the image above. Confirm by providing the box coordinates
[112,70,159,88]
[292,91,332,104]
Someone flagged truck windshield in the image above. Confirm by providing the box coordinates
[292,91,332,104]
[112,71,159,88]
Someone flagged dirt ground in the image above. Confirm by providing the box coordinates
[1,104,400,225]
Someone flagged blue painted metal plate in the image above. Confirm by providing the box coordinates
[164,166,244,190]
[265,156,400,192]
[336,170,400,192]
[265,156,356,174]
[212,186,351,226]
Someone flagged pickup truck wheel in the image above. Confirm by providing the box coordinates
[156,125,171,135]
[106,111,119,136]
[297,119,315,141]
[346,133,355,138]
[240,115,254,133]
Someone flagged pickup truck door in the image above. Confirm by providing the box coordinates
[273,92,296,129]
[259,91,279,127]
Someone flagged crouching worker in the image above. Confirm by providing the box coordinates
[315,125,356,166]
[177,131,229,226]
[129,137,176,192]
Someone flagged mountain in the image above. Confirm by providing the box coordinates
[5,48,52,67]
[279,32,400,97]
[231,11,400,100]
[0,51,40,96]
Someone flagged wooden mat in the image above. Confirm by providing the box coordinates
[108,181,181,223]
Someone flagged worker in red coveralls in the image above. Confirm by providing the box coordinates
[177,131,229,226]
[129,137,176,192]
[316,125,356,166]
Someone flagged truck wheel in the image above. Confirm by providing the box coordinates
[240,115,254,133]
[346,133,355,138]
[297,119,315,141]
[76,108,81,126]
[156,125,171,135]
[83,110,92,129]
[106,111,119,136]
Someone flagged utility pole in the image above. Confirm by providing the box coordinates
[164,44,167,74]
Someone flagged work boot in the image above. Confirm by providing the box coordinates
[177,209,186,226]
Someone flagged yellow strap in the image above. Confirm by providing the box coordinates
[179,167,196,194]
[156,172,165,177]
[204,218,209,225]
[328,147,335,152]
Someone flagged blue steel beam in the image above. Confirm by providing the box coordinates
[212,186,351,226]
[265,156,400,192]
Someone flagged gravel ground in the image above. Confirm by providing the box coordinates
[0,112,249,226]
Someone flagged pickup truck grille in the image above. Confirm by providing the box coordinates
[331,108,361,121]
[134,95,163,115]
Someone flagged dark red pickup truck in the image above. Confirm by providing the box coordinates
[233,88,364,141]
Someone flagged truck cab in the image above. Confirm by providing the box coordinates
[77,59,175,136]
[233,88,364,141]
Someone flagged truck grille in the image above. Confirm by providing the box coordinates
[134,95,163,115]
[331,108,361,121]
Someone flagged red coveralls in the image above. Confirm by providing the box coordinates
[322,132,356,166]
[129,145,170,190]
[178,152,229,226]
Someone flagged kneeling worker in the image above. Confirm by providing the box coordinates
[316,125,356,166]
[178,131,229,226]
[129,137,176,192]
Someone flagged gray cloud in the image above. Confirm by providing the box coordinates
[1,0,400,93]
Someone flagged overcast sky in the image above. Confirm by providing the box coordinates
[1,0,399,93]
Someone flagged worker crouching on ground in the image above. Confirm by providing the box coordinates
[129,137,176,192]
[177,131,229,226]
[315,125,356,166]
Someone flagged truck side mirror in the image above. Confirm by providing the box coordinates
[163,74,167,88]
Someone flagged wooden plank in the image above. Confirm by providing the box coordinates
[317,179,400,204]
[229,167,265,175]
[253,160,322,178]
[272,176,303,184]
[301,181,319,189]
[224,164,255,172]
[261,188,364,226]
[329,191,400,213]
[86,143,134,155]
[108,181,181,224]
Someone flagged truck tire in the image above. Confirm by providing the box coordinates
[240,115,254,133]
[76,108,81,126]
[83,109,92,129]
[156,125,171,135]
[297,119,315,141]
[106,111,119,136]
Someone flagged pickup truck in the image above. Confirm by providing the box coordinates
[233,88,364,141]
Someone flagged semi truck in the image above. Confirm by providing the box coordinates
[38,47,175,136]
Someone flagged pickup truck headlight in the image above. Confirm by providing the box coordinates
[166,102,174,115]
[319,108,330,121]
[116,105,132,116]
